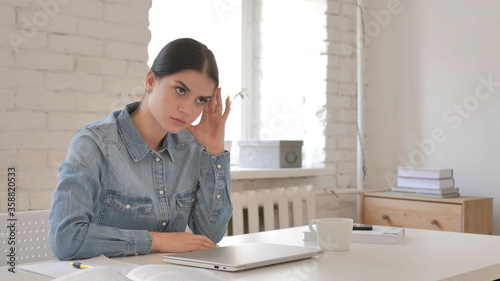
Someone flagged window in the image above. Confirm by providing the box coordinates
[148,0,242,143]
[241,0,327,166]
[149,0,327,167]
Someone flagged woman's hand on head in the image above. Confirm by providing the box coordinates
[187,87,230,155]
[149,232,217,253]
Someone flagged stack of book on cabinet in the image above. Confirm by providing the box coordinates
[391,167,459,198]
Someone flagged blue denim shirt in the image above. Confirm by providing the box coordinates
[49,102,232,260]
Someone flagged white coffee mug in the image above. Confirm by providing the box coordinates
[309,218,353,251]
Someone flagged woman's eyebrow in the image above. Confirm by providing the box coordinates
[174,80,191,92]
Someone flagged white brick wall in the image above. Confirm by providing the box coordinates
[16,89,77,111]
[47,73,104,92]
[105,42,148,62]
[59,0,104,19]
[77,57,127,76]
[78,19,150,43]
[49,34,103,56]
[0,5,15,25]
[16,50,74,70]
[0,0,152,211]
[0,69,45,89]
[325,0,358,189]
[0,111,46,131]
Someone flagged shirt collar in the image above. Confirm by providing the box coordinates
[116,102,174,162]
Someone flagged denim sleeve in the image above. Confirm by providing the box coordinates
[48,130,152,260]
[190,151,233,243]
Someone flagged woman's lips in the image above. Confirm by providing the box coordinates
[171,117,186,126]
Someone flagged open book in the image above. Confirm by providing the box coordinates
[53,264,226,281]
[19,255,225,281]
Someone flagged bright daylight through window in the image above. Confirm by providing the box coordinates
[148,0,242,145]
[149,0,327,167]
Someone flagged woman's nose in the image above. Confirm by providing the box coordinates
[178,99,192,114]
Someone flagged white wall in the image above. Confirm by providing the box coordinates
[0,0,151,211]
[362,0,500,234]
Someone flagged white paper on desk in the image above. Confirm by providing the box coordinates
[53,267,132,281]
[18,254,139,278]
[48,264,226,281]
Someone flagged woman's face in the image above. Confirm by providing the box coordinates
[146,69,215,134]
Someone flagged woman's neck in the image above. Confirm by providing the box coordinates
[130,102,166,152]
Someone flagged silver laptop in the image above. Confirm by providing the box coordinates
[162,242,323,272]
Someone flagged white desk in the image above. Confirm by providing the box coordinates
[3,226,500,280]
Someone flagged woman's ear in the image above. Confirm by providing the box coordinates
[145,71,156,93]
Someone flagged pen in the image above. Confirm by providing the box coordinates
[70,262,94,269]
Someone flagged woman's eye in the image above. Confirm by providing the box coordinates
[196,98,209,104]
[175,87,186,95]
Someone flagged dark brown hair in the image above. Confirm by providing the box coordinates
[150,38,219,87]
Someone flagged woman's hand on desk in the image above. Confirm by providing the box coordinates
[149,232,217,253]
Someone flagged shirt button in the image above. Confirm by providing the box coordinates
[156,157,160,162]
[162,222,167,226]
[159,190,164,195]
[217,164,222,169]
[191,198,195,203]
[217,194,221,199]
[125,204,131,209]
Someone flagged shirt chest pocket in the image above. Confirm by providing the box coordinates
[172,188,197,231]
[100,190,153,230]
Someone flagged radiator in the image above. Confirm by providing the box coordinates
[228,185,316,236]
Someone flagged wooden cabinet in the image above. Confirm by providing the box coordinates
[362,192,492,234]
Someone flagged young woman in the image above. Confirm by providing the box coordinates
[49,38,232,260]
